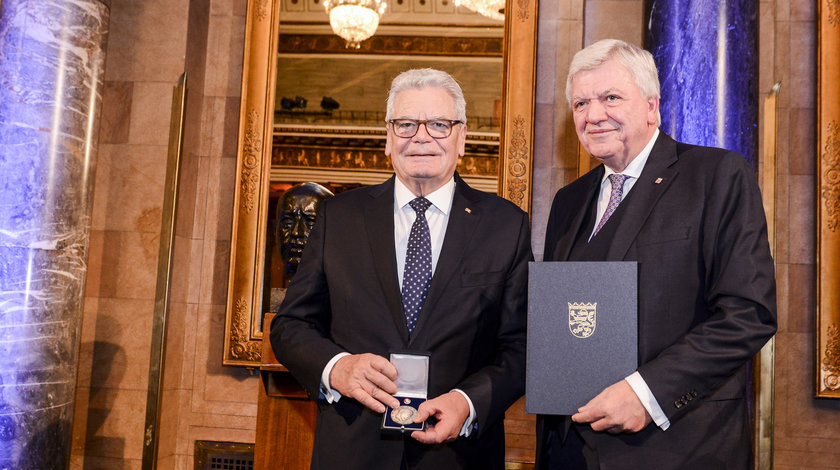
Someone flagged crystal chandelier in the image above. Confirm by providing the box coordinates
[324,0,388,49]
[454,0,504,21]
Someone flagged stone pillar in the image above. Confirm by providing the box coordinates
[647,0,758,165]
[0,1,109,468]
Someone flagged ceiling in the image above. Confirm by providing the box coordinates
[278,0,505,33]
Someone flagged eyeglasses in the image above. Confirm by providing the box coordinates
[387,119,463,139]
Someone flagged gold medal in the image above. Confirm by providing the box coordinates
[390,405,417,425]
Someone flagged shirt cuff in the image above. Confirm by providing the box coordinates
[625,371,670,431]
[452,389,477,437]
[320,352,351,403]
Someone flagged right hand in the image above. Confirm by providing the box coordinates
[329,353,400,413]
[571,379,652,434]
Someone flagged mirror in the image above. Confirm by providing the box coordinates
[223,0,537,367]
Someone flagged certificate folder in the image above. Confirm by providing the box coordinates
[526,261,638,415]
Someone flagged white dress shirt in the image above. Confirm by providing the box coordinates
[394,176,454,285]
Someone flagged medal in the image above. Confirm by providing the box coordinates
[390,405,417,425]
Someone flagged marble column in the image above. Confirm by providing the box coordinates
[647,0,758,165]
[0,0,109,468]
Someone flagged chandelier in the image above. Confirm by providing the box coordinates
[454,0,504,21]
[324,0,388,49]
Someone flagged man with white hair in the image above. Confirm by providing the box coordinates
[537,39,777,469]
[272,68,531,470]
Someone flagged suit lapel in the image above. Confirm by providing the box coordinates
[606,133,680,260]
[409,175,480,343]
[552,168,603,261]
[364,177,411,341]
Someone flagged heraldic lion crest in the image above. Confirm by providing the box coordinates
[568,302,597,338]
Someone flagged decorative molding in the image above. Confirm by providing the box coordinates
[817,0,840,399]
[271,127,499,177]
[498,0,536,214]
[241,109,262,214]
[272,146,498,176]
[504,115,529,208]
[225,0,279,366]
[279,0,505,26]
[271,167,499,193]
[256,0,270,21]
[229,298,261,362]
[277,33,503,56]
[822,120,840,231]
[516,0,529,22]
[824,324,840,391]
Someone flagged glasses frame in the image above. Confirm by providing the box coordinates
[387,119,464,139]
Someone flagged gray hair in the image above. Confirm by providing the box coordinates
[566,39,661,125]
[386,68,467,123]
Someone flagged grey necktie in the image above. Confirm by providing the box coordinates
[402,197,432,335]
[593,174,629,237]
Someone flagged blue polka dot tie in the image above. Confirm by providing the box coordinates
[593,174,628,237]
[402,197,432,335]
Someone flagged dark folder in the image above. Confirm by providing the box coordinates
[526,261,638,415]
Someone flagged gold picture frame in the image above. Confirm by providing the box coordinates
[223,0,538,367]
[817,0,840,398]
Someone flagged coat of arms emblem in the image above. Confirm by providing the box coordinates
[568,302,597,338]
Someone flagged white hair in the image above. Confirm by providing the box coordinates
[566,39,661,125]
[386,68,467,123]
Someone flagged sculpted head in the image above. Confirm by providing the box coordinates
[276,182,334,278]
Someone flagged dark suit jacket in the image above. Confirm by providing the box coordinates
[271,173,532,470]
[536,133,777,470]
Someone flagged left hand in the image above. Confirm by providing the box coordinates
[410,391,470,444]
[571,380,652,434]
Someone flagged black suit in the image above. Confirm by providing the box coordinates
[271,173,532,470]
[537,133,777,470]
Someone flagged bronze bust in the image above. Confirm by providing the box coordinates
[275,182,334,279]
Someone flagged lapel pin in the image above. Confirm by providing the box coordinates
[465,208,472,214]
[655,177,664,184]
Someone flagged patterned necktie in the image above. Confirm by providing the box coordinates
[593,173,629,237]
[402,197,433,335]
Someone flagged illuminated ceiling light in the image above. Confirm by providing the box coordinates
[454,0,504,21]
[324,0,387,49]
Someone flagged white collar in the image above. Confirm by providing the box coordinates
[603,128,660,181]
[394,176,455,215]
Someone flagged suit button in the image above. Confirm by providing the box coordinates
[691,390,698,398]
[674,400,682,409]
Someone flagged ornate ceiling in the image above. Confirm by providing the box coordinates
[279,0,505,34]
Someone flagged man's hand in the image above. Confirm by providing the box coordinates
[571,380,652,434]
[410,391,470,444]
[329,353,399,413]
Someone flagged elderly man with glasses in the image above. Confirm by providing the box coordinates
[271,68,532,470]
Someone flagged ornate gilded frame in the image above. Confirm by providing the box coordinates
[223,0,538,367]
[817,0,840,398]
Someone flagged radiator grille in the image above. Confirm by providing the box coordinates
[195,441,255,470]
